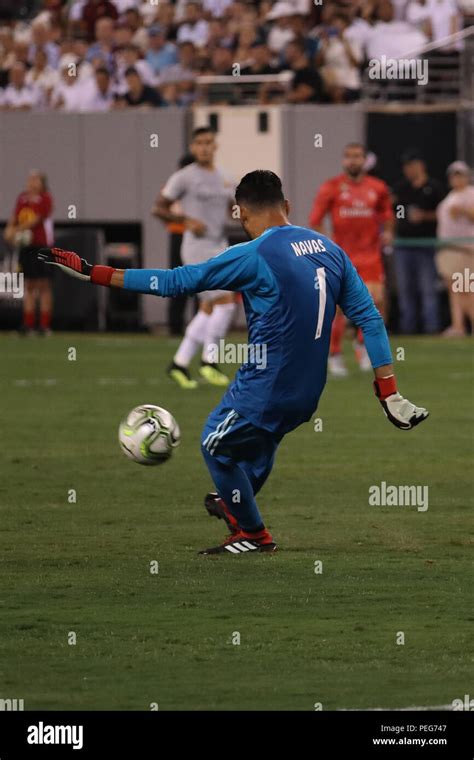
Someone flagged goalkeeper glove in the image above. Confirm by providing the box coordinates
[37,247,114,286]
[374,375,429,431]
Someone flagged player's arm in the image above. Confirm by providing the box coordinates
[338,252,429,430]
[152,191,206,237]
[3,213,18,244]
[308,180,334,236]
[36,239,264,295]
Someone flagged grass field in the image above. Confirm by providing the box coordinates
[0,332,472,711]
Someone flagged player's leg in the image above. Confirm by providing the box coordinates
[199,291,236,387]
[37,277,53,336]
[199,406,279,554]
[417,247,440,334]
[393,246,418,333]
[168,304,210,389]
[21,278,37,334]
[435,248,466,336]
[328,307,348,377]
[19,246,39,334]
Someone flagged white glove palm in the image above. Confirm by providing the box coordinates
[381,392,429,430]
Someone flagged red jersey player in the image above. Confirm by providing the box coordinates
[4,171,54,335]
[309,143,394,376]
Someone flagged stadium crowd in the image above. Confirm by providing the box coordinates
[0,0,472,110]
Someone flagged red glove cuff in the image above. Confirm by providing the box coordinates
[91,265,115,287]
[374,375,397,401]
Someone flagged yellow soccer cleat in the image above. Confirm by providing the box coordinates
[199,362,230,387]
[167,362,198,390]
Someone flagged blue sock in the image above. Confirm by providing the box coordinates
[201,447,264,531]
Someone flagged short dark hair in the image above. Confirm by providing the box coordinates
[191,126,215,140]
[235,170,285,209]
[344,142,366,155]
[401,148,424,165]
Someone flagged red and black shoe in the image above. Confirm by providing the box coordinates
[204,492,240,535]
[199,528,277,556]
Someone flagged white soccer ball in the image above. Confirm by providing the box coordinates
[118,404,180,466]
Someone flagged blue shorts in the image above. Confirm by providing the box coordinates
[201,403,283,495]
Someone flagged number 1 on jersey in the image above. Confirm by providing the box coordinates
[314,267,326,340]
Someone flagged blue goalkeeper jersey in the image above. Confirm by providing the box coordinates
[124,224,392,434]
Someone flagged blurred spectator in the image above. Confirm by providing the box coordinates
[260,37,323,103]
[123,7,148,51]
[406,0,461,49]
[284,37,323,102]
[114,0,140,11]
[2,62,39,110]
[177,2,209,47]
[209,42,235,73]
[344,1,374,49]
[366,0,428,60]
[86,16,115,69]
[145,25,178,75]
[436,161,474,336]
[3,170,54,336]
[115,65,163,108]
[82,0,118,42]
[115,43,157,93]
[158,40,197,104]
[28,19,60,69]
[81,65,114,110]
[71,36,95,81]
[25,47,59,106]
[114,19,134,49]
[0,0,468,109]
[51,55,89,110]
[316,11,362,102]
[290,11,319,61]
[241,40,280,75]
[234,21,263,63]
[266,2,296,53]
[204,18,235,54]
[68,0,88,28]
[202,0,234,17]
[392,151,445,334]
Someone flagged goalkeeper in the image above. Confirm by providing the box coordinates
[37,170,429,556]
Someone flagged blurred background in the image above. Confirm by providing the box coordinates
[0,0,472,335]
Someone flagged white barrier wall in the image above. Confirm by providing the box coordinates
[0,110,185,325]
[193,105,284,180]
[0,105,364,326]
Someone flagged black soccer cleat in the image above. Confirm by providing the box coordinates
[204,492,240,535]
[199,528,277,556]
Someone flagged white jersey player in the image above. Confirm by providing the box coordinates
[153,126,236,389]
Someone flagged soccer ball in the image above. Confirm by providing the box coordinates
[118,404,180,465]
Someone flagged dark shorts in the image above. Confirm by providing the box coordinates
[201,403,283,470]
[19,246,53,280]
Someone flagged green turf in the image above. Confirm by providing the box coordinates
[0,332,472,710]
